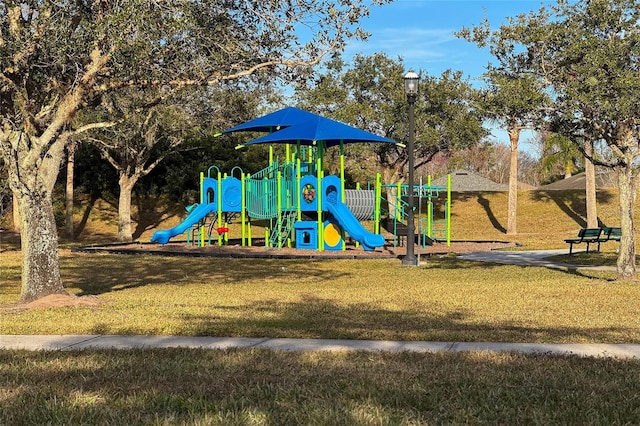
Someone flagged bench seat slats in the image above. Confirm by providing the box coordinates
[564,227,621,255]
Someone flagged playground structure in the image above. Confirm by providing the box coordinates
[150,151,451,252]
[150,108,451,251]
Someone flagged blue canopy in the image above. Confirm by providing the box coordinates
[222,107,318,134]
[225,107,398,148]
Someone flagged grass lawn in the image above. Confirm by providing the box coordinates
[3,348,640,425]
[1,188,639,424]
[2,250,640,424]
[2,250,640,342]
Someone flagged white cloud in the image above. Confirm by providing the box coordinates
[344,26,482,76]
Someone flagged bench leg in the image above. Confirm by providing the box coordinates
[569,243,574,255]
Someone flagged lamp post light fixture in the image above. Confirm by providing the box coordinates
[402,70,419,266]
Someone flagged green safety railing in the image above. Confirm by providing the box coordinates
[246,177,278,219]
[380,181,449,247]
[245,174,298,219]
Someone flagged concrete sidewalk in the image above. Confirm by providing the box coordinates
[459,249,617,271]
[2,335,639,359]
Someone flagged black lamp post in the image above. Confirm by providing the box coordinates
[402,70,419,266]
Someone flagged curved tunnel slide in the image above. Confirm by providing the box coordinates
[150,203,218,245]
[324,200,385,251]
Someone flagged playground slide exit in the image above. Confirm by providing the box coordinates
[325,201,385,251]
[150,203,218,245]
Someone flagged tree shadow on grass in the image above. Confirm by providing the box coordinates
[430,191,506,234]
[91,193,182,240]
[126,293,636,344]
[54,253,632,343]
[449,254,619,282]
[477,193,506,233]
[4,347,640,425]
[529,190,614,228]
[132,194,184,240]
[71,194,98,239]
[63,255,350,297]
[61,254,634,342]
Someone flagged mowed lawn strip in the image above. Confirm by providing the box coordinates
[2,348,640,425]
[2,250,639,343]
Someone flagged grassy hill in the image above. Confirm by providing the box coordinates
[446,189,634,249]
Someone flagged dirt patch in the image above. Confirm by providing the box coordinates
[1,293,104,314]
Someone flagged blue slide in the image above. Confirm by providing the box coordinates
[325,201,385,251]
[150,203,217,245]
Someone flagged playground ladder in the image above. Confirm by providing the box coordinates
[206,214,218,243]
[379,193,410,247]
[269,210,297,249]
[430,219,447,241]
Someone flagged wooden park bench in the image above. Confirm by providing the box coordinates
[564,228,603,254]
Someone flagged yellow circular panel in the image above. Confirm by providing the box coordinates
[324,222,341,247]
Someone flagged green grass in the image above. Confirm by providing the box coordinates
[3,349,640,425]
[2,250,640,343]
[1,188,639,424]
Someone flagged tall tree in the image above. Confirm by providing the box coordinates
[482,73,548,234]
[87,89,188,242]
[480,0,639,279]
[457,15,550,235]
[0,0,388,302]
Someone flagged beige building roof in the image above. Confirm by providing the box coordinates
[538,172,617,190]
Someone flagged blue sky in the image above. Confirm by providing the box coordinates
[342,0,557,155]
[351,0,554,80]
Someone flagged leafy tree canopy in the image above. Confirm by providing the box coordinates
[295,53,487,184]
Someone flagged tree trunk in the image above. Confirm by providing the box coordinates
[16,189,67,302]
[506,127,520,235]
[616,167,637,280]
[65,142,76,239]
[584,140,598,228]
[117,174,138,242]
[12,191,20,233]
[4,129,68,303]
